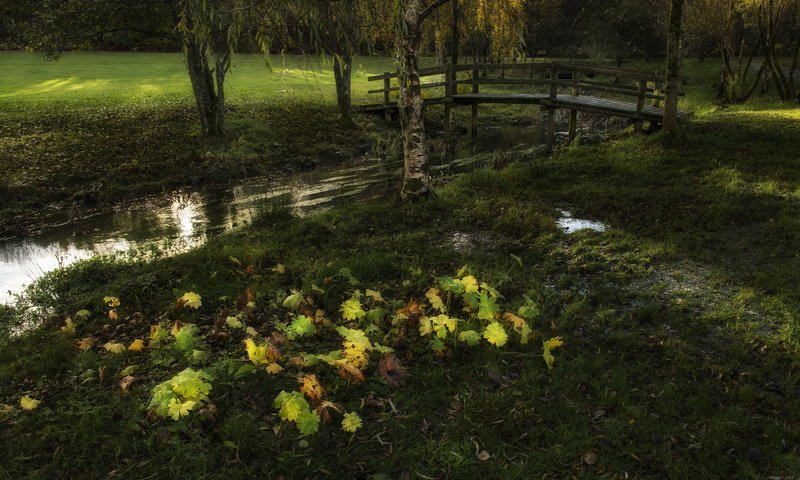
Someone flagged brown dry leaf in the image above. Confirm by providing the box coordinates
[76,337,95,351]
[171,321,186,336]
[315,400,343,425]
[267,346,283,363]
[119,375,136,392]
[299,374,325,403]
[378,354,409,388]
[287,355,304,367]
[337,363,365,384]
[108,309,118,321]
[270,331,286,347]
[399,299,423,323]
[581,450,598,466]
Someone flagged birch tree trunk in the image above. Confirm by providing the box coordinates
[397,0,431,198]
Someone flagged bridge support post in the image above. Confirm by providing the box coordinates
[568,109,578,141]
[546,107,556,150]
[471,66,479,140]
[383,76,392,125]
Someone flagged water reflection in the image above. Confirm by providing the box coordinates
[0,155,411,304]
[0,124,563,304]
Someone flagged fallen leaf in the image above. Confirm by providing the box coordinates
[20,395,40,411]
[266,364,284,375]
[299,374,325,402]
[581,450,598,465]
[378,354,409,388]
[477,450,491,461]
[60,317,76,334]
[119,375,136,392]
[76,337,95,351]
[337,363,365,384]
[171,321,187,336]
[128,339,145,351]
[108,309,118,321]
[104,342,126,354]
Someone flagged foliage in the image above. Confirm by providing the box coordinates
[149,368,213,421]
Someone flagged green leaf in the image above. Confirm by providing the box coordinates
[296,411,321,435]
[483,322,508,347]
[458,330,482,346]
[340,298,365,321]
[274,391,308,422]
[288,315,316,339]
[364,308,386,323]
[234,363,257,379]
[341,412,363,433]
[174,324,199,353]
[478,292,501,321]
[282,291,304,311]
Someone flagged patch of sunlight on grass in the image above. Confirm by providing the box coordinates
[65,79,111,92]
[754,180,781,196]
[707,167,744,194]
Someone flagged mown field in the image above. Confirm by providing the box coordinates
[1,52,799,479]
[0,52,408,235]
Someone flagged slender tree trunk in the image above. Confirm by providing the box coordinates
[397,0,432,198]
[333,53,354,126]
[663,0,684,133]
[451,0,459,66]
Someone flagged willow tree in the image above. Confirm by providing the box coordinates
[742,0,800,100]
[177,0,245,136]
[392,0,527,198]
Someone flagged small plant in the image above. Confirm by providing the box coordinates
[149,368,213,421]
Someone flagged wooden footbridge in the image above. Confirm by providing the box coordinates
[360,62,687,147]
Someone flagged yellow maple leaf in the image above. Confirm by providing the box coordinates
[341,412,363,433]
[459,276,479,294]
[299,374,324,402]
[418,316,433,336]
[483,322,508,347]
[272,263,286,274]
[20,395,40,411]
[104,296,120,308]
[245,338,269,365]
[60,317,75,334]
[501,312,526,329]
[544,337,564,350]
[104,342,126,354]
[365,289,385,303]
[128,339,145,352]
[266,363,284,375]
[179,292,202,310]
[76,337,95,351]
[425,288,447,313]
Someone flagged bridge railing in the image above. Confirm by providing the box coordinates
[366,62,682,119]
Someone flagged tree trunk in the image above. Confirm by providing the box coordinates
[397,0,431,198]
[663,0,684,133]
[333,53,354,126]
[451,0,459,66]
[185,38,220,136]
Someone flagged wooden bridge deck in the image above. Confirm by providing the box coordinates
[359,62,689,146]
[362,93,682,122]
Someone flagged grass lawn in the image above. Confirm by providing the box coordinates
[0,52,408,236]
[1,53,799,478]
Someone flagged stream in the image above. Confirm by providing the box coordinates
[1,125,557,304]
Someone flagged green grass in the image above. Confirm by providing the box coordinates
[2,53,800,478]
[0,52,407,235]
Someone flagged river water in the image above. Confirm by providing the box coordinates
[1,125,552,304]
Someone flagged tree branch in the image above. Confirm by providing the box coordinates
[420,0,451,23]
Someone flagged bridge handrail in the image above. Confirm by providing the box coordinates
[366,62,683,107]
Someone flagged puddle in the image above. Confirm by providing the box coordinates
[556,209,607,234]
